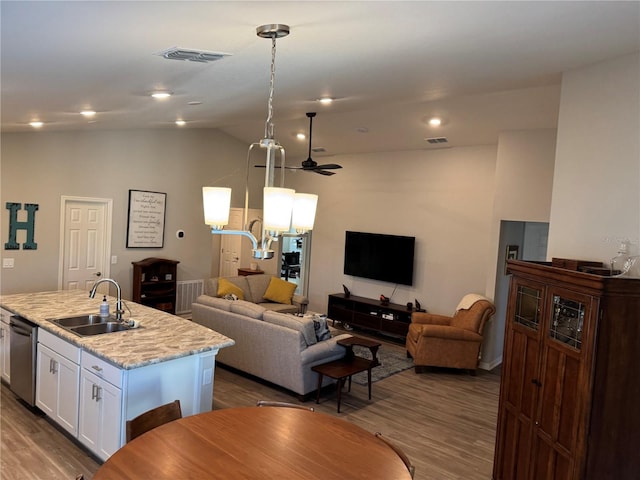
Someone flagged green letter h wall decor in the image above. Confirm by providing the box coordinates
[5,202,38,250]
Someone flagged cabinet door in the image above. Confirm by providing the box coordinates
[0,322,10,383]
[494,279,545,480]
[78,368,123,461]
[530,288,595,480]
[97,380,123,460]
[55,354,80,436]
[36,344,58,417]
[78,369,101,452]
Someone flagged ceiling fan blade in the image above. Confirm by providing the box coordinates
[314,169,336,176]
[315,163,342,170]
[254,165,301,170]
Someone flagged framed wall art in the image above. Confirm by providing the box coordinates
[126,190,166,248]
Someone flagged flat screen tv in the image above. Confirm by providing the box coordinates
[343,231,415,286]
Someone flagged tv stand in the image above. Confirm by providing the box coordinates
[327,293,413,339]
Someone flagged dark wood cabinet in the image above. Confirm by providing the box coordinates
[493,260,640,480]
[132,258,179,314]
[327,293,413,339]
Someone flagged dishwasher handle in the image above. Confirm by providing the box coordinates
[10,321,34,337]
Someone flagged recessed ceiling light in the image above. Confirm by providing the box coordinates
[317,97,334,105]
[80,110,96,118]
[188,101,202,106]
[428,117,442,126]
[175,119,186,126]
[29,121,44,128]
[296,133,306,140]
[151,91,172,99]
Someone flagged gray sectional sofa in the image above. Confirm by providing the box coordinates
[204,274,308,314]
[192,289,352,397]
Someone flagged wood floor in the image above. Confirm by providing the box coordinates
[0,339,500,480]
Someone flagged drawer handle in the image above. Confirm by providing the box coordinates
[91,365,103,373]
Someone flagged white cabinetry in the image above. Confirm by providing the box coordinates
[35,329,80,436]
[0,308,11,383]
[78,350,122,461]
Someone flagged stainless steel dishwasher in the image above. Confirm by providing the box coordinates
[9,316,37,406]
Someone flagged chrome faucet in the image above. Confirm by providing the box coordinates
[89,278,123,320]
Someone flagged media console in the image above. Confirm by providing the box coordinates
[327,293,414,339]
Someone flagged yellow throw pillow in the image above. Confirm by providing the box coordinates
[263,277,296,305]
[217,278,244,300]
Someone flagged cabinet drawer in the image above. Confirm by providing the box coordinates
[81,351,122,388]
[39,329,81,364]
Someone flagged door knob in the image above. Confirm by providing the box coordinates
[95,272,102,277]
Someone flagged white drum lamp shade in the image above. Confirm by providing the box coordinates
[292,193,318,232]
[263,187,295,232]
[202,187,231,228]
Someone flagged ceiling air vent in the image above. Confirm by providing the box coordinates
[155,47,232,63]
[311,147,327,153]
[425,137,449,145]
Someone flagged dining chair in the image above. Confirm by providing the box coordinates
[126,399,182,442]
[256,400,314,411]
[374,432,415,479]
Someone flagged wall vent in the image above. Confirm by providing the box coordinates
[176,279,204,314]
[155,47,231,63]
[425,137,449,144]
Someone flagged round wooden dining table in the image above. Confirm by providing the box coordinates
[93,406,412,479]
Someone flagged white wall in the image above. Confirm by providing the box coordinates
[481,129,557,368]
[287,146,498,316]
[0,128,248,297]
[548,52,640,264]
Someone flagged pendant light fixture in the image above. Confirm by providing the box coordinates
[202,24,318,260]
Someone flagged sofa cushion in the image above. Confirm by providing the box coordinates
[245,274,273,303]
[217,278,245,300]
[263,311,317,346]
[263,277,297,305]
[196,295,233,311]
[230,300,266,319]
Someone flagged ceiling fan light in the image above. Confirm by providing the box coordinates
[263,187,295,232]
[292,193,318,232]
[202,187,231,229]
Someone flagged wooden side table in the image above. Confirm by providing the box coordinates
[312,336,381,412]
[237,267,264,276]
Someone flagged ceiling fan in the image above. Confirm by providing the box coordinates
[256,112,342,176]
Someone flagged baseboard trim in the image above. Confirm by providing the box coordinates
[479,355,502,371]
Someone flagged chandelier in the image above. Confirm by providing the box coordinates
[202,24,318,260]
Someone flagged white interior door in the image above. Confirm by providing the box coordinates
[59,197,112,291]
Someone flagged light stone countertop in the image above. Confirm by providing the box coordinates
[1,290,235,370]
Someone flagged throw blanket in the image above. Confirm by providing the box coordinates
[456,294,489,311]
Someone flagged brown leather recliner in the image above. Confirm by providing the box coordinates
[406,294,495,374]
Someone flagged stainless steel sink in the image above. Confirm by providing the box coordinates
[49,314,133,336]
[71,322,131,336]
[52,314,118,328]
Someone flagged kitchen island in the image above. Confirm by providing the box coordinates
[1,289,235,461]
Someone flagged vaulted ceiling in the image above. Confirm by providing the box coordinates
[2,1,638,161]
